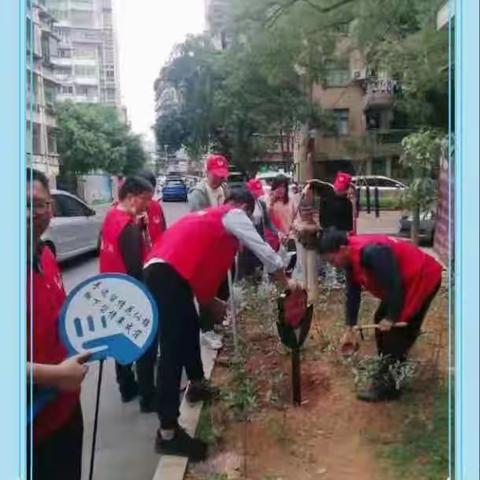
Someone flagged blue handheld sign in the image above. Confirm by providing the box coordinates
[59,274,159,364]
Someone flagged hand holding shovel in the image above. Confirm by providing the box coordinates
[340,322,409,357]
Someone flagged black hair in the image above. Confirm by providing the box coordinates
[271,175,290,204]
[137,170,156,189]
[225,186,256,215]
[316,227,349,254]
[118,176,154,201]
[27,168,50,192]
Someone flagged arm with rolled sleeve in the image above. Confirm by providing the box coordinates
[222,209,284,273]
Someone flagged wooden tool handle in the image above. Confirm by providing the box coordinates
[354,322,408,331]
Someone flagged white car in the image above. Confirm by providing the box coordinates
[255,172,295,196]
[352,175,406,205]
[42,190,103,262]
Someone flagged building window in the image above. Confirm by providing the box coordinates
[75,65,97,77]
[371,157,387,175]
[59,48,72,58]
[71,11,94,27]
[61,86,73,94]
[74,47,96,59]
[325,62,350,87]
[333,109,349,136]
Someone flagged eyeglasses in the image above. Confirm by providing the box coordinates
[27,200,52,214]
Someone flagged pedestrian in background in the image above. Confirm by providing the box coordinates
[188,154,230,350]
[99,176,155,411]
[144,187,302,460]
[137,170,167,250]
[267,175,298,244]
[237,178,279,281]
[27,169,90,480]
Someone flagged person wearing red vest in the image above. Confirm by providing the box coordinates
[27,169,90,480]
[143,187,301,460]
[99,176,155,410]
[137,170,167,249]
[318,227,442,402]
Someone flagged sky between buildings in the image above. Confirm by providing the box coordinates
[114,0,206,145]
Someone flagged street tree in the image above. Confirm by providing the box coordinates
[56,101,146,177]
[123,134,148,176]
[400,130,444,244]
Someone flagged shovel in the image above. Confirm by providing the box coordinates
[277,289,313,406]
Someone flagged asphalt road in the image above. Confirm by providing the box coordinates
[61,200,189,480]
[60,202,400,480]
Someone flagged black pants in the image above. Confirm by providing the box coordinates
[28,405,83,480]
[374,282,441,362]
[144,263,205,429]
[136,330,159,401]
[199,265,233,332]
[115,362,136,396]
[237,248,262,282]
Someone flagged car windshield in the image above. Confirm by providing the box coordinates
[167,181,184,186]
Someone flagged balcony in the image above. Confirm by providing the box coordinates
[71,95,100,103]
[74,76,99,86]
[363,78,398,110]
[366,129,413,156]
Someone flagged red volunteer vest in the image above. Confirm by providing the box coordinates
[348,235,442,323]
[147,205,239,303]
[147,200,166,246]
[99,207,141,273]
[27,246,79,442]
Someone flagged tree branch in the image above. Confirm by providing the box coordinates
[302,0,357,14]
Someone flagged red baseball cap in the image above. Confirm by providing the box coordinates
[333,172,352,193]
[206,154,229,178]
[247,178,264,199]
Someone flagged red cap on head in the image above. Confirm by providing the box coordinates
[333,172,352,193]
[246,179,264,199]
[206,154,229,179]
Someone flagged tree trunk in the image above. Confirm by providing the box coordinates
[296,121,310,182]
[411,205,420,245]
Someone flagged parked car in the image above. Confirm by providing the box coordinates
[398,210,436,245]
[162,178,188,202]
[256,172,296,197]
[352,175,406,207]
[228,171,248,192]
[41,190,103,262]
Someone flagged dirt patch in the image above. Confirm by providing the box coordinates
[188,285,449,480]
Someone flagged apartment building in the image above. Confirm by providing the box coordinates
[294,38,409,182]
[27,0,60,187]
[204,0,229,49]
[47,0,121,108]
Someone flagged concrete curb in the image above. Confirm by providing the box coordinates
[152,347,218,480]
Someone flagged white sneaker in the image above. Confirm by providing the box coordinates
[201,331,223,350]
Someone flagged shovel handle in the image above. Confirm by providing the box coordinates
[354,322,408,331]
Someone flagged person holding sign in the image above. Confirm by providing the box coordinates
[317,228,442,402]
[26,169,90,480]
[144,187,302,460]
[99,176,155,410]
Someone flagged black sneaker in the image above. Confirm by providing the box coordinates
[140,394,157,414]
[356,382,402,402]
[120,381,139,403]
[185,379,220,404]
[155,427,208,462]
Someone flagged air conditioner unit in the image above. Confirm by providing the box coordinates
[352,69,366,80]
